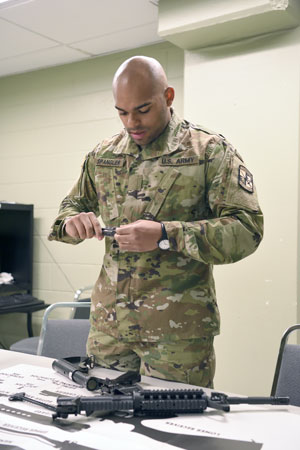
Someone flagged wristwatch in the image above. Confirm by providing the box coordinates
[157,223,170,250]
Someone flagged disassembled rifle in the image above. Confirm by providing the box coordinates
[9,358,289,421]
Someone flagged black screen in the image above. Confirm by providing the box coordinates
[0,203,33,295]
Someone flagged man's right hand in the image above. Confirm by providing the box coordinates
[64,212,103,240]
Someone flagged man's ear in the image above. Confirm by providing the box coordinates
[164,87,175,106]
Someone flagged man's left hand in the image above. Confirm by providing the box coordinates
[115,220,162,252]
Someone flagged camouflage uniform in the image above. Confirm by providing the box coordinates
[49,112,263,387]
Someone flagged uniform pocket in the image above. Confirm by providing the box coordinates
[142,167,180,220]
[95,169,119,222]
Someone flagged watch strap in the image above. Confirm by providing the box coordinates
[160,223,168,241]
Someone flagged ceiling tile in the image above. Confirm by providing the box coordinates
[0,45,89,77]
[0,0,162,77]
[0,17,56,58]
[72,21,162,55]
[0,0,159,43]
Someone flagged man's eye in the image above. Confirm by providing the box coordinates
[139,108,150,114]
[119,111,127,116]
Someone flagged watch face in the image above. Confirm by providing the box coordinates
[159,239,170,250]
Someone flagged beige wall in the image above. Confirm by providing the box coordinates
[184,27,300,395]
[0,42,184,347]
[1,16,299,398]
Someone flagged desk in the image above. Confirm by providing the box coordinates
[0,350,299,450]
[0,300,48,337]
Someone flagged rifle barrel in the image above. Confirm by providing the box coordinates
[227,396,289,405]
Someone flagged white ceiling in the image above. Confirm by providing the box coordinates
[0,0,163,78]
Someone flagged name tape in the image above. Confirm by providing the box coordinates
[96,158,125,167]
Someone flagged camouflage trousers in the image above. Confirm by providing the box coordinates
[87,330,215,388]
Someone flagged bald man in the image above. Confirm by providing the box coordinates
[49,56,263,387]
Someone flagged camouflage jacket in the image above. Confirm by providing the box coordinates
[48,112,263,342]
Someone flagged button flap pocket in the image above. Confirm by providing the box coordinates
[143,168,180,220]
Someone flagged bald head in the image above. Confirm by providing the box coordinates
[112,56,168,96]
[112,56,175,146]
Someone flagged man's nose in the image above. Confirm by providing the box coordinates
[127,113,140,129]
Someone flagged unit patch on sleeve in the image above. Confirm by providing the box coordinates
[238,165,254,193]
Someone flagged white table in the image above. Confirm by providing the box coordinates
[0,349,299,450]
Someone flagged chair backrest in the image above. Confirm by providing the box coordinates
[37,302,91,359]
[271,324,300,406]
[72,298,91,319]
[71,285,93,319]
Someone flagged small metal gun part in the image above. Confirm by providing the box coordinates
[52,359,100,391]
[9,392,56,412]
[101,227,116,237]
[52,358,141,393]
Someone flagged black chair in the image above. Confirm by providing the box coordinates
[271,324,300,406]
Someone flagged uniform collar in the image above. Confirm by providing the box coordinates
[112,111,184,160]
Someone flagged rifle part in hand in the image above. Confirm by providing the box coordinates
[101,227,116,237]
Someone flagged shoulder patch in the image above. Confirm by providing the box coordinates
[238,165,254,193]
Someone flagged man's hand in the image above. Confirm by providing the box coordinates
[64,212,103,240]
[115,220,162,252]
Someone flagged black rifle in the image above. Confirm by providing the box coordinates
[53,389,289,420]
[9,386,289,421]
